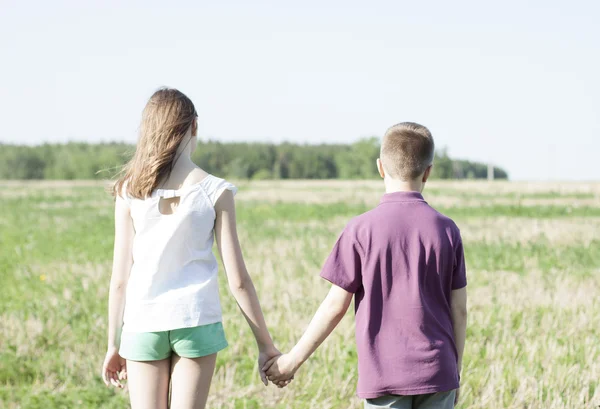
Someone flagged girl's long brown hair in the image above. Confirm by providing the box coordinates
[113,87,198,199]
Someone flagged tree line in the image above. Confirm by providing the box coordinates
[0,139,508,180]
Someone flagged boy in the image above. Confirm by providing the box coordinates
[264,122,468,408]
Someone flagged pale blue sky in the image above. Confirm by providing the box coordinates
[1,0,598,180]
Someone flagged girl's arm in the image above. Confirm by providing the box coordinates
[102,195,134,387]
[214,190,279,385]
[263,284,353,383]
[107,195,135,350]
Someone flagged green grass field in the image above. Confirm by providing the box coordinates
[1,180,599,409]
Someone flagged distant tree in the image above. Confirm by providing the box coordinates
[431,148,453,179]
[0,141,508,180]
[335,137,380,179]
[0,146,46,179]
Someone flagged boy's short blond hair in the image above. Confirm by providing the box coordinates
[380,122,435,181]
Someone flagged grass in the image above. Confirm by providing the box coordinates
[1,180,600,408]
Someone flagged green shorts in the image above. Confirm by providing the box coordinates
[119,322,228,361]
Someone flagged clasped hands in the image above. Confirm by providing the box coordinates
[260,351,300,388]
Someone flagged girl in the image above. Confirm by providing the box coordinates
[101,88,281,409]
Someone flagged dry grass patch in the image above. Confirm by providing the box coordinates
[460,217,600,246]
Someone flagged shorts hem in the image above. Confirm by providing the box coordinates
[122,319,224,333]
[120,352,172,362]
[175,340,229,358]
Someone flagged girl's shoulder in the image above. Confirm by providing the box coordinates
[199,174,237,206]
[183,167,210,186]
[116,179,132,206]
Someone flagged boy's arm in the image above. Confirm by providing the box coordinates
[263,284,353,382]
[451,287,467,376]
[451,234,468,382]
[214,190,280,385]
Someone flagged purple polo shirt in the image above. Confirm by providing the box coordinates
[320,191,466,398]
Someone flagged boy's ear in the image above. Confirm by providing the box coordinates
[422,164,433,183]
[376,158,385,179]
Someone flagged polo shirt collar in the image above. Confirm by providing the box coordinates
[380,190,425,204]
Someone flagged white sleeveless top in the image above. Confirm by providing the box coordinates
[120,175,237,333]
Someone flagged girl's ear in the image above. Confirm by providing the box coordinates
[192,118,198,137]
[376,158,385,179]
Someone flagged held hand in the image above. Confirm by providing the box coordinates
[102,347,127,388]
[258,346,281,386]
[263,353,299,386]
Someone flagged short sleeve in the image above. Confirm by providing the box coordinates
[208,177,237,206]
[452,237,467,290]
[320,226,363,293]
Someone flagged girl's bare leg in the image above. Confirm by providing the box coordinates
[126,358,171,409]
[169,353,217,409]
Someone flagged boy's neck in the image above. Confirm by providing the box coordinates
[383,178,424,194]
